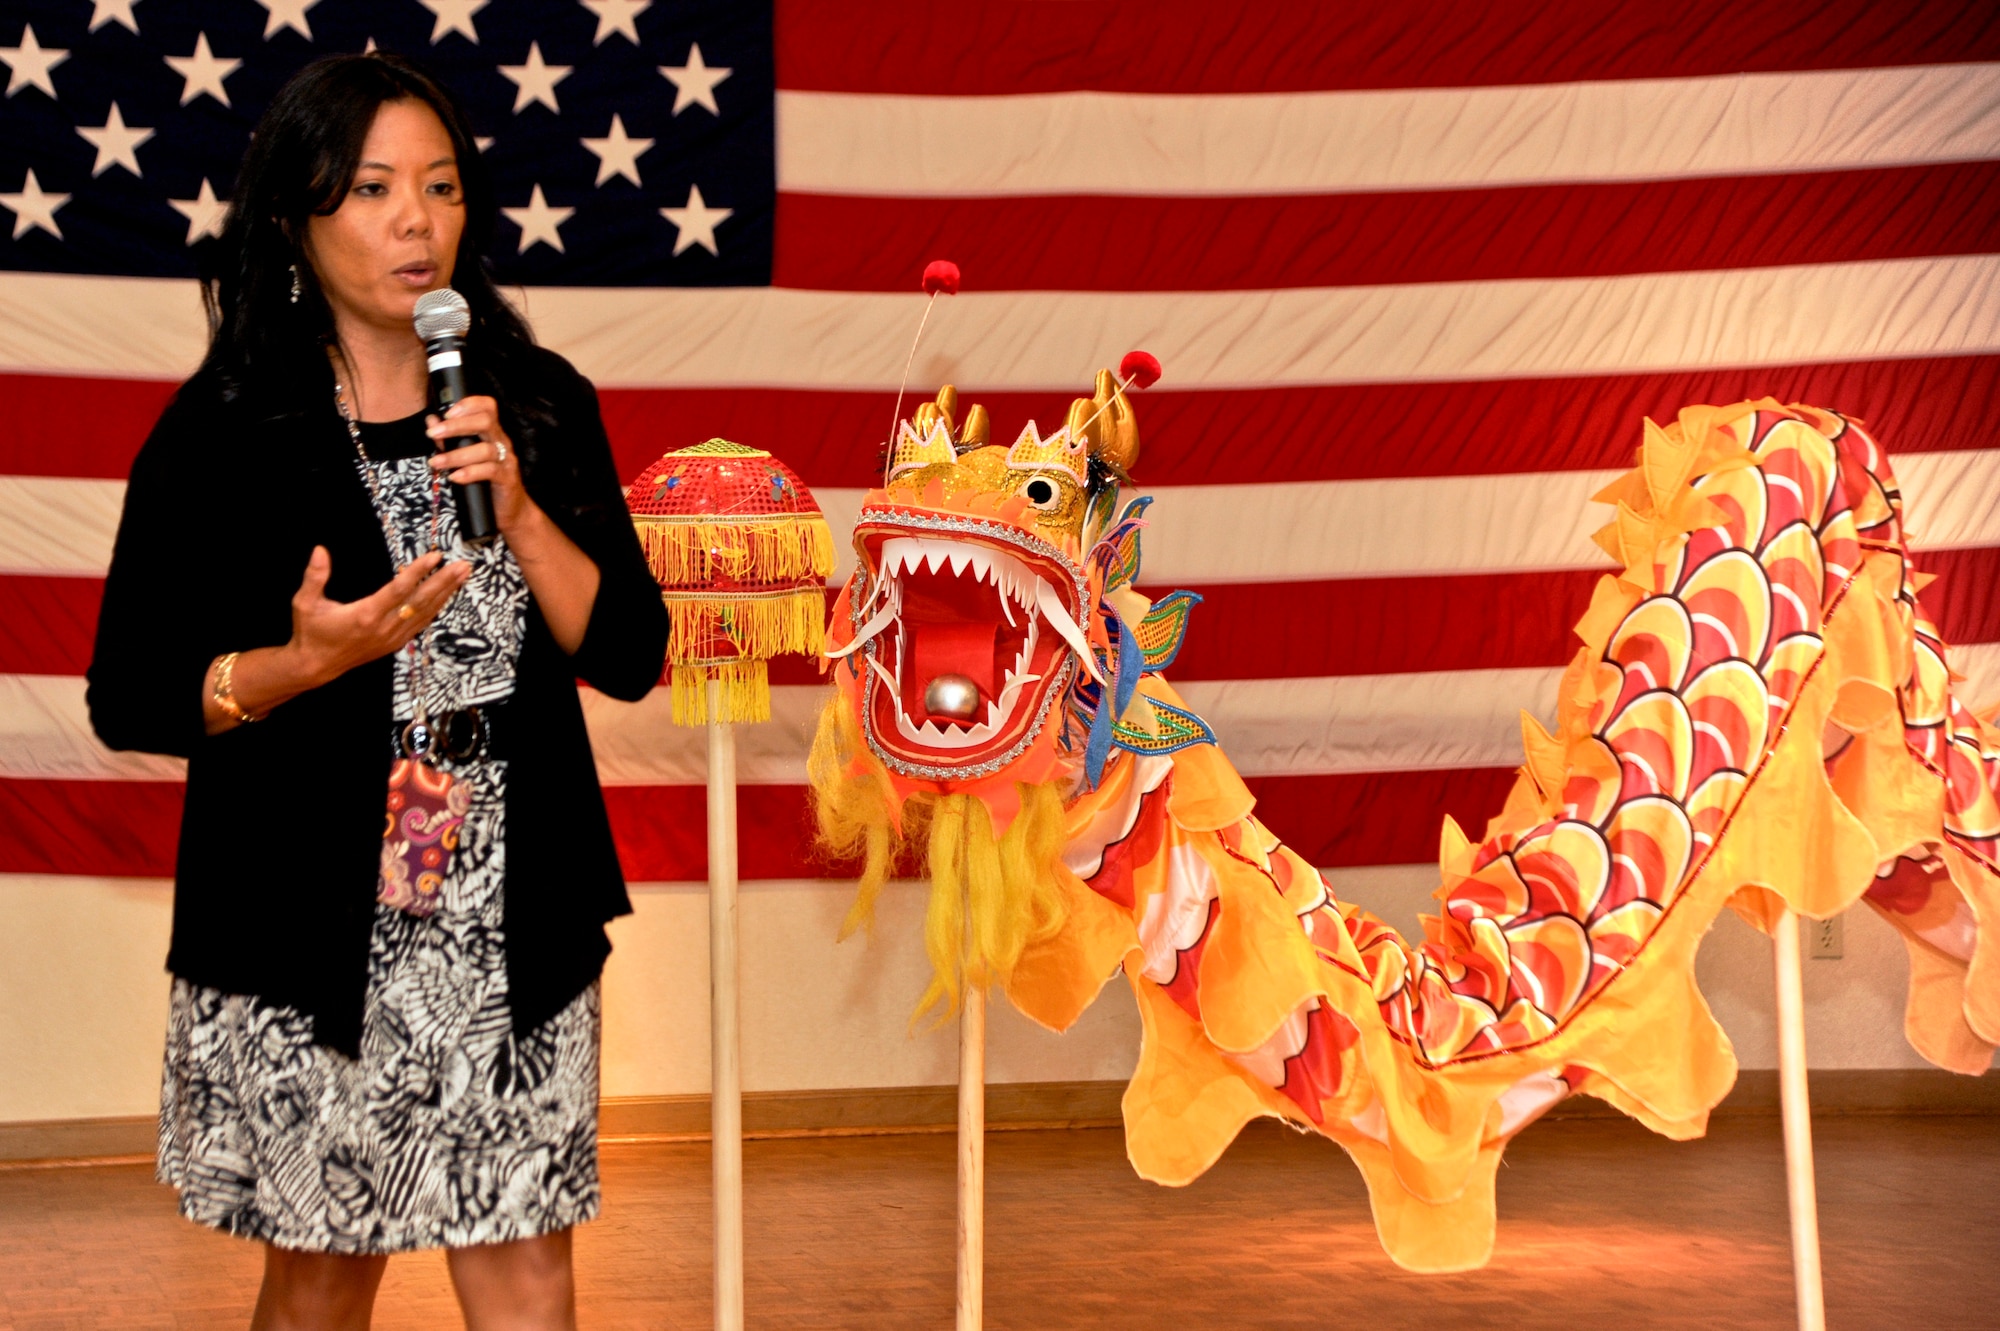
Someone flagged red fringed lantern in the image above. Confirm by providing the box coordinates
[625,439,835,724]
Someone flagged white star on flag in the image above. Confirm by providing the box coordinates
[2,169,70,240]
[89,0,140,35]
[78,102,154,178]
[581,114,653,187]
[503,184,573,253]
[659,43,730,116]
[2,25,68,99]
[166,33,241,108]
[419,0,488,44]
[499,41,571,113]
[660,183,732,256]
[581,0,649,45]
[168,178,229,245]
[257,0,322,41]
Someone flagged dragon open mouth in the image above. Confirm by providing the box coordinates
[836,512,1094,775]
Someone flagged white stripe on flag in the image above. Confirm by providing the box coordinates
[12,451,1996,584]
[0,675,187,780]
[776,64,2000,197]
[19,644,2000,787]
[0,669,1546,783]
[5,256,2000,389]
[0,476,125,578]
[0,272,207,380]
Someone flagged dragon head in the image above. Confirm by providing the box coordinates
[823,370,1148,819]
[814,361,1204,1017]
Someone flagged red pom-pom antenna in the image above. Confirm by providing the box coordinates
[922,259,961,295]
[1119,349,1162,390]
[883,261,964,483]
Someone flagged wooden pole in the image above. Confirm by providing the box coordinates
[1771,907,1826,1331]
[956,982,986,1331]
[706,679,744,1331]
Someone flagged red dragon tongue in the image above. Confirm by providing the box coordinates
[910,622,1000,707]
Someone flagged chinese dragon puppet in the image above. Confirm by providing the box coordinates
[809,371,2000,1271]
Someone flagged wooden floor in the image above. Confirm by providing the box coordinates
[2,1113,1995,1329]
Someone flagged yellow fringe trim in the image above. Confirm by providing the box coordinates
[808,699,1071,1025]
[664,586,826,665]
[670,659,770,726]
[635,514,836,587]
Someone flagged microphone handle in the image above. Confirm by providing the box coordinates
[427,337,497,543]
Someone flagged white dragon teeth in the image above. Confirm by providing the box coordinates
[863,533,1096,742]
[865,654,899,697]
[878,536,1034,615]
[825,596,898,658]
[1035,578,1104,684]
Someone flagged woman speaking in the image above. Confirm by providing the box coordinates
[86,53,667,1328]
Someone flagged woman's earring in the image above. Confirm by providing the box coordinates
[289,264,301,304]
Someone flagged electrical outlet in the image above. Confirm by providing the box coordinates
[1808,914,1843,960]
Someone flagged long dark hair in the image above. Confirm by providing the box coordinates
[198,52,543,420]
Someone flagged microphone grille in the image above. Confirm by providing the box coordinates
[413,287,472,342]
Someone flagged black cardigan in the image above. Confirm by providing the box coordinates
[87,344,668,1057]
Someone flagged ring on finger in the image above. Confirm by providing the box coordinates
[494,439,509,464]
[397,603,416,621]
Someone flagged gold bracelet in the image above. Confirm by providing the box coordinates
[212,651,265,724]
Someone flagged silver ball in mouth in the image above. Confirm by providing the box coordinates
[922,673,982,722]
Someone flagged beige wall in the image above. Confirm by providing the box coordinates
[0,861,1972,1125]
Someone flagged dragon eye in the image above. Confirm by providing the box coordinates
[1021,476,1060,509]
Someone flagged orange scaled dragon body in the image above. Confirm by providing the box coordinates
[810,377,2000,1270]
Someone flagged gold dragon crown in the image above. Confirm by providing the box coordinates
[884,372,1142,485]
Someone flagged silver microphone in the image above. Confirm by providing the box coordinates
[413,289,495,542]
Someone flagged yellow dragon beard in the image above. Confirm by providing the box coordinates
[809,698,1072,1023]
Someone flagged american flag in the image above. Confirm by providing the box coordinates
[4,0,2000,891]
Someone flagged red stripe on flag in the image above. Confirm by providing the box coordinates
[593,357,2000,489]
[0,374,175,479]
[776,0,2000,94]
[3,771,1525,880]
[1155,551,2000,681]
[607,771,1528,880]
[775,164,2000,294]
[1147,571,1607,679]
[1921,547,2000,647]
[28,746,2000,879]
[14,356,2000,488]
[0,778,183,878]
[0,575,103,674]
[1246,768,1521,870]
[603,783,824,881]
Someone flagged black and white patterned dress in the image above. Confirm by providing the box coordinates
[158,410,604,1254]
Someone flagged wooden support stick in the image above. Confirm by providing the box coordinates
[706,680,744,1331]
[956,983,986,1331]
[1771,907,1826,1331]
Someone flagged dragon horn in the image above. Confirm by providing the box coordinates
[1092,367,1140,473]
[913,384,957,440]
[959,402,989,447]
[1070,351,1158,475]
[1063,390,1105,459]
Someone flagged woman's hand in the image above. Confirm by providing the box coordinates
[200,545,469,734]
[427,396,604,654]
[427,396,537,535]
[288,543,470,684]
